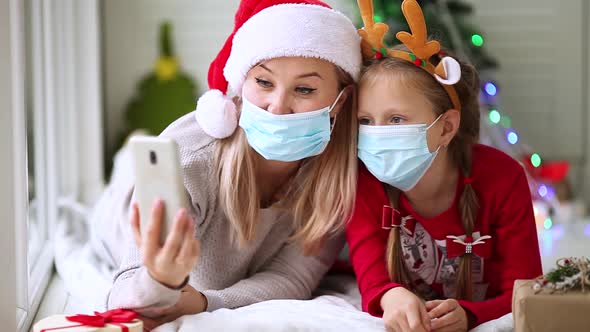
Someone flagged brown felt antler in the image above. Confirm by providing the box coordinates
[356,0,463,111]
[395,0,441,60]
[356,0,389,58]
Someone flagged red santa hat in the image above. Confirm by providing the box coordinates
[195,0,362,138]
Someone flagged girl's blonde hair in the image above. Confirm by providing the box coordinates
[215,66,357,254]
[361,46,481,301]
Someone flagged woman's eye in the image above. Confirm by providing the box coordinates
[358,118,372,125]
[295,87,316,95]
[390,116,404,124]
[255,78,273,88]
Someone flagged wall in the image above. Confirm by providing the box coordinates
[466,0,587,194]
[101,0,355,166]
[102,0,590,200]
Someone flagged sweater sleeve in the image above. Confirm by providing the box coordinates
[201,232,345,311]
[346,168,401,317]
[458,167,542,328]
[105,187,194,317]
[106,113,215,316]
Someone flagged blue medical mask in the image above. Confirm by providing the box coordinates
[358,115,443,191]
[239,91,343,162]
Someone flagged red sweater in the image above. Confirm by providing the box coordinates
[346,144,542,328]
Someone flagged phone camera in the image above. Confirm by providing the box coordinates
[149,150,157,165]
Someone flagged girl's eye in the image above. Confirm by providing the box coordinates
[390,116,404,124]
[295,87,316,95]
[255,78,273,88]
[358,118,372,125]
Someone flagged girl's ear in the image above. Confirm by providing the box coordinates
[330,84,354,118]
[440,109,460,146]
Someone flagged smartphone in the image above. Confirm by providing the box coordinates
[129,136,189,244]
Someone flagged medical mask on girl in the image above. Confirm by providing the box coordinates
[358,114,443,191]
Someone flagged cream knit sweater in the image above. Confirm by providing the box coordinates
[106,112,344,316]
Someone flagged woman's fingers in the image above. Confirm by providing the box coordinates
[130,202,142,249]
[144,199,165,261]
[161,208,188,262]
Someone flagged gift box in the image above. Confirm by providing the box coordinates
[33,309,143,332]
[512,257,590,332]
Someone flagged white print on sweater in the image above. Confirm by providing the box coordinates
[400,223,488,301]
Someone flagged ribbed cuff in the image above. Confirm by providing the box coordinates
[137,267,183,309]
[201,290,226,312]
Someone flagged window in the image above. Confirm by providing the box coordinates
[0,0,103,330]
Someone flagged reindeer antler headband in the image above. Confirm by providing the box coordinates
[357,0,462,111]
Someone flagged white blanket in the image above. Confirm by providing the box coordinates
[53,145,514,331]
[54,216,514,332]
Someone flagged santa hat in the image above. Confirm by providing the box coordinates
[195,0,362,138]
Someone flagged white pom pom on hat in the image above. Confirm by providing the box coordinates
[195,89,237,139]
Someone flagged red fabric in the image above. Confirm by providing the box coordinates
[207,0,331,93]
[522,156,570,183]
[346,144,542,329]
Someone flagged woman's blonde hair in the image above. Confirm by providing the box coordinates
[215,66,357,254]
[361,46,481,301]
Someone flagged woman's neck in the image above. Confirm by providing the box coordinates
[404,149,458,218]
[256,155,301,207]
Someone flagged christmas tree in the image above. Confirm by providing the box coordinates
[124,22,198,136]
[351,0,575,227]
[108,22,199,178]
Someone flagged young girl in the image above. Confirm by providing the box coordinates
[347,1,542,331]
[105,0,362,329]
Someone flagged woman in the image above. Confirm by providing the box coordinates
[106,0,362,329]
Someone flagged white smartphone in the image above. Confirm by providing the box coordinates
[129,136,190,244]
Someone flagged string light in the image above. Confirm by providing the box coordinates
[484,82,497,96]
[531,153,542,168]
[374,15,383,23]
[489,109,501,124]
[500,116,512,128]
[544,217,553,230]
[538,185,548,198]
[545,186,555,200]
[507,131,519,144]
[471,34,484,47]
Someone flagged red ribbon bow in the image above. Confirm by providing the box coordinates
[446,234,492,259]
[382,206,416,236]
[41,309,138,332]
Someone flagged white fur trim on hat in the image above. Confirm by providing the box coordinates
[224,4,362,95]
[195,89,238,139]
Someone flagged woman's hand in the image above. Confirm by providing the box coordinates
[130,199,201,288]
[381,287,431,332]
[139,285,208,331]
[425,299,468,332]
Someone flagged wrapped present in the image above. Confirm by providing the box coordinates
[33,309,143,332]
[512,257,590,332]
